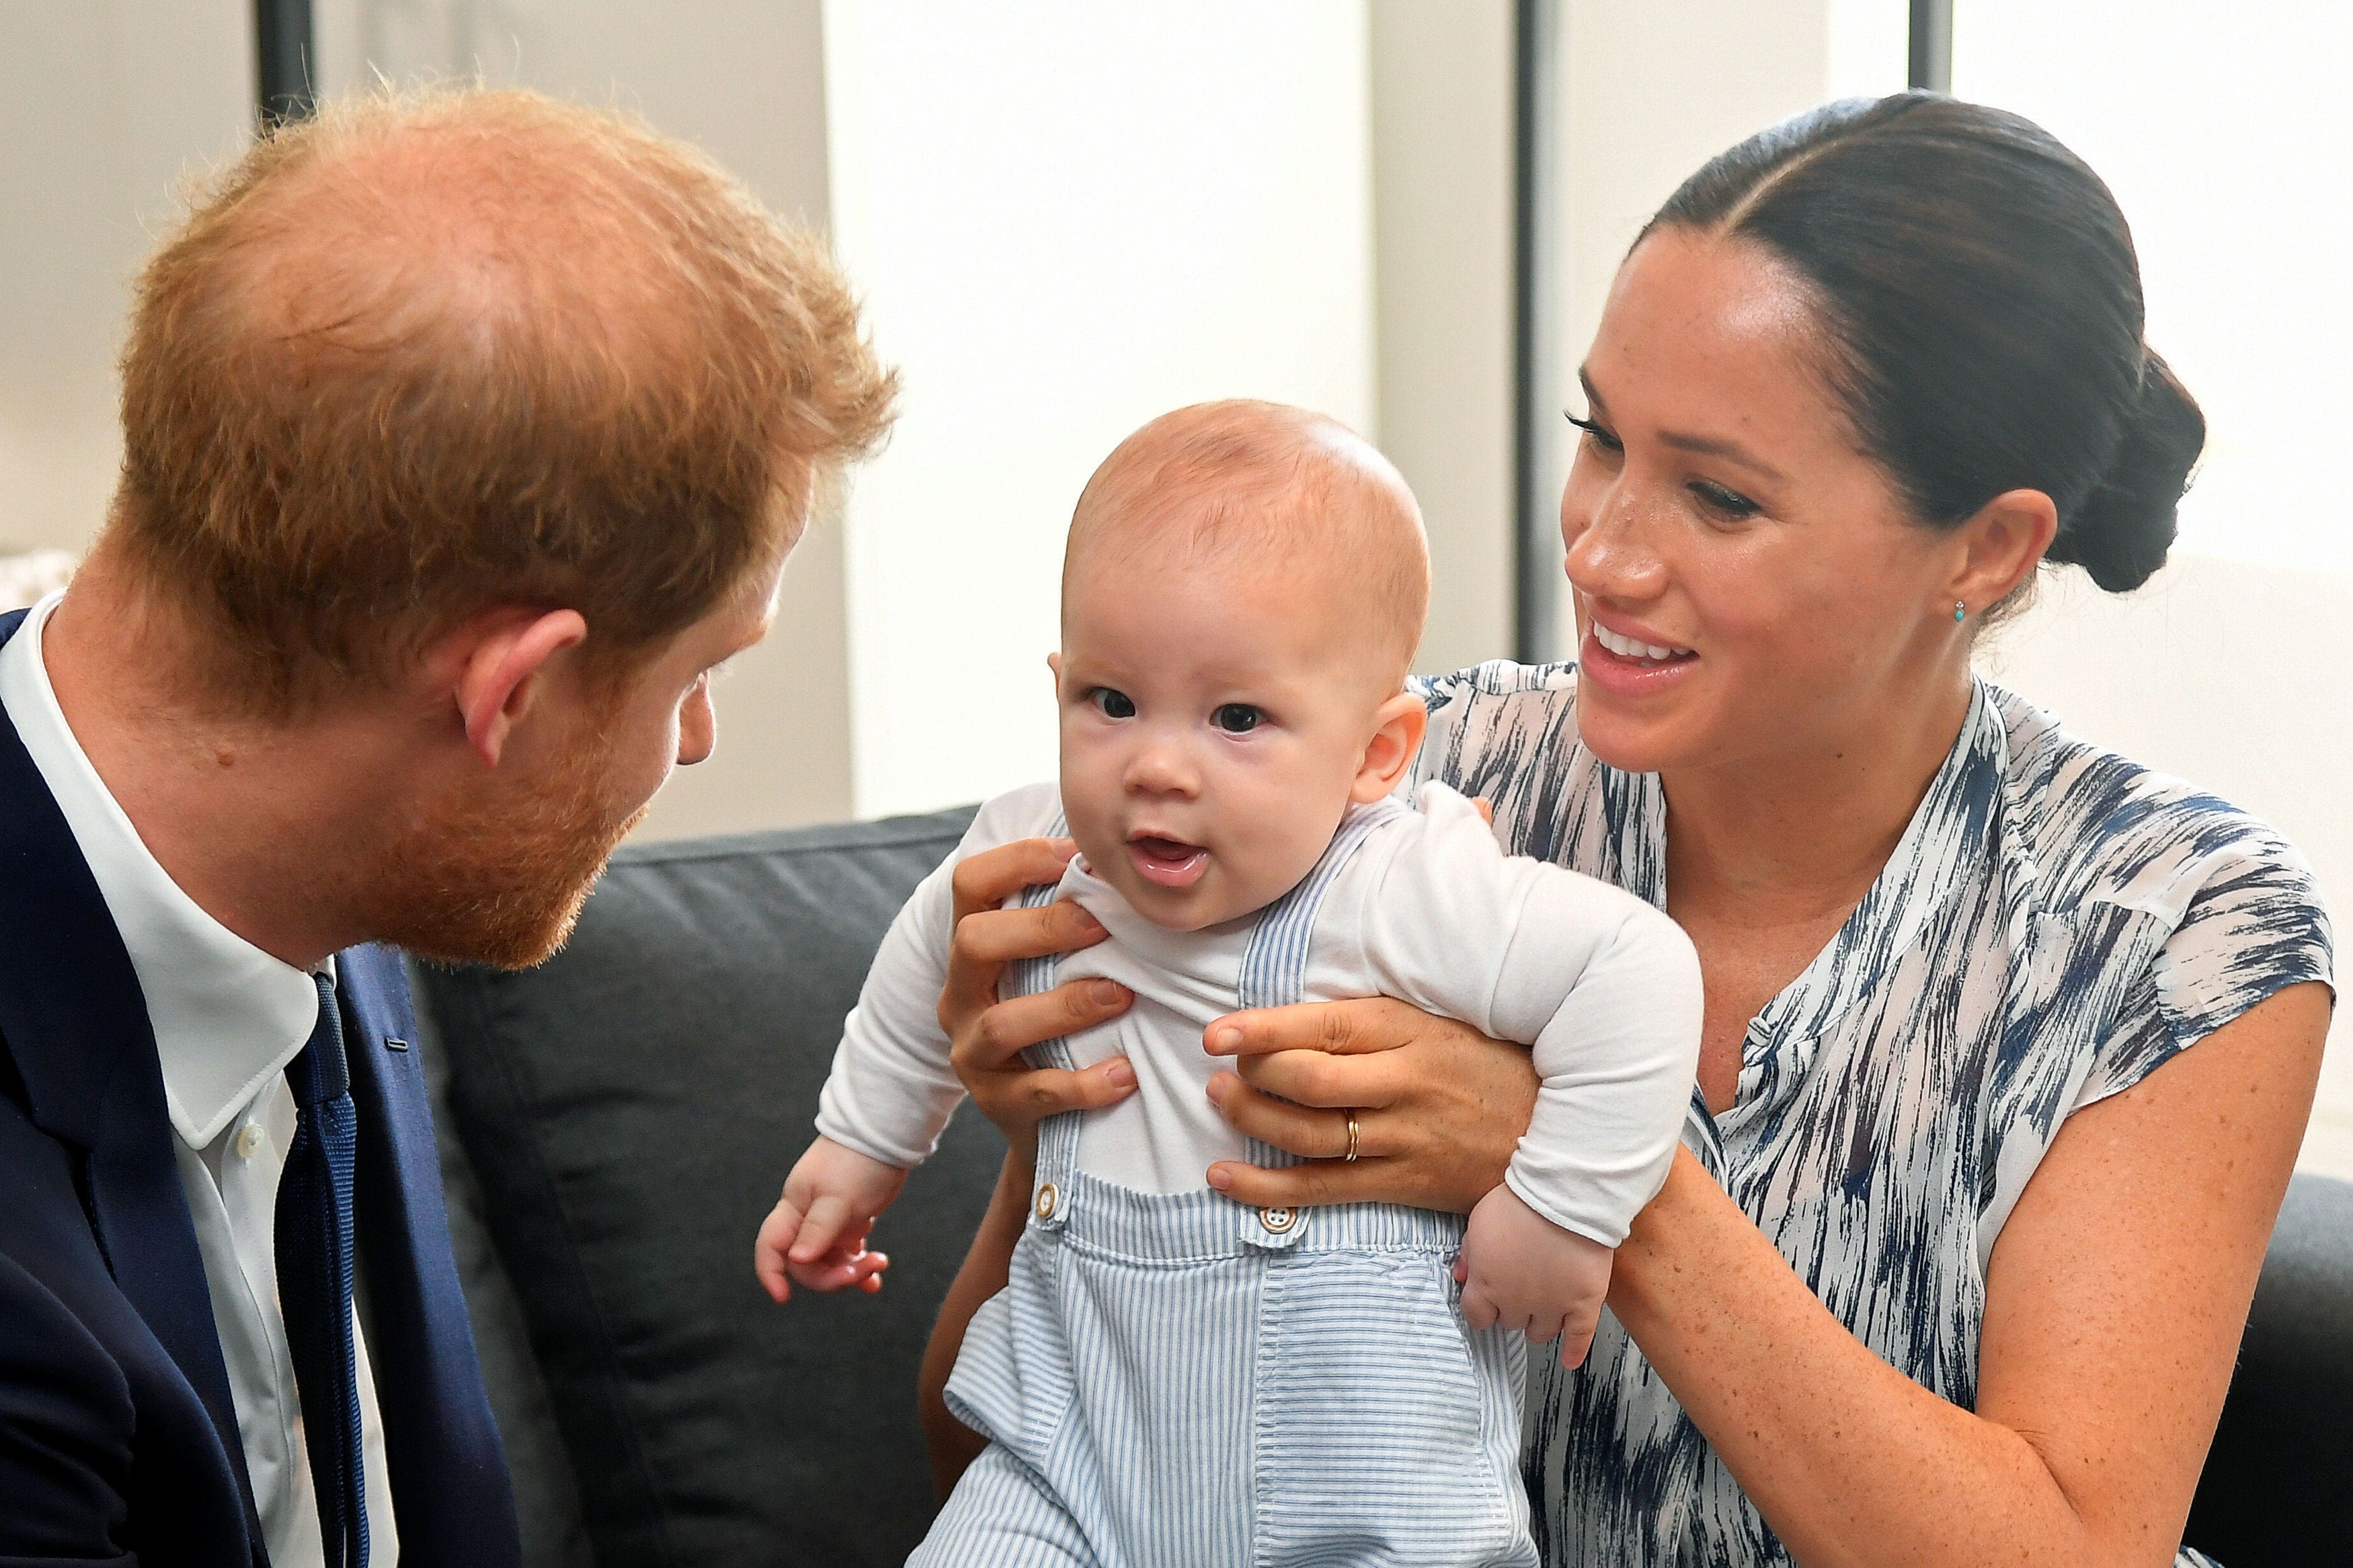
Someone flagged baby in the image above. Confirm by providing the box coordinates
[758,401,1702,1566]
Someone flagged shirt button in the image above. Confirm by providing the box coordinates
[1033,1183,1059,1221]
[232,1124,266,1161]
[1260,1206,1298,1234]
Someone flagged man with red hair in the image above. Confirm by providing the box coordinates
[0,89,891,1567]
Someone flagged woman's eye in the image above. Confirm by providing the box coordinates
[1688,480,1761,520]
[1090,688,1136,719]
[1566,411,1624,456]
[1212,703,1261,734]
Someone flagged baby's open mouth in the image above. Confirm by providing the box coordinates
[1126,833,1209,889]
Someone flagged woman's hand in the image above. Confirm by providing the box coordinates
[938,835,1138,1153]
[1199,997,1540,1213]
[920,833,1137,1495]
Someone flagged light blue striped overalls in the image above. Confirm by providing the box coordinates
[914,803,1538,1568]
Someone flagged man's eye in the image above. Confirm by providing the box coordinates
[1212,704,1261,734]
[1090,688,1136,719]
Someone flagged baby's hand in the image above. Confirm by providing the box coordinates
[754,1137,908,1304]
[1454,1184,1614,1369]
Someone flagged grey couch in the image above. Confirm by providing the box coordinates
[411,809,2352,1567]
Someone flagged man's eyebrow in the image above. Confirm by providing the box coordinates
[1576,367,1786,485]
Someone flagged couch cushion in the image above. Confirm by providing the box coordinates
[414,806,998,1568]
[2185,1171,2353,1565]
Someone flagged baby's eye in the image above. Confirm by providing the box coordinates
[1090,688,1137,720]
[1212,704,1261,734]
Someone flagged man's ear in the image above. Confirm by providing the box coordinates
[1351,692,1428,804]
[1949,487,2058,620]
[452,609,590,768]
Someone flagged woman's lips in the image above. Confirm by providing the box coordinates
[1127,834,1209,889]
[1579,625,1700,696]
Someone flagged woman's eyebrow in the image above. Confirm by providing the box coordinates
[1579,367,1786,485]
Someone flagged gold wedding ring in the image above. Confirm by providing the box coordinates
[1344,1110,1361,1163]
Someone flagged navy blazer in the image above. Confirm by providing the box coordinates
[0,608,520,1567]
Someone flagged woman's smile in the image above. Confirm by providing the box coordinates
[1578,602,1700,698]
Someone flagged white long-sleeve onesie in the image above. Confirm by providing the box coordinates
[815,780,1702,1245]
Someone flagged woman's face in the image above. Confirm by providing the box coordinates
[1562,228,1970,780]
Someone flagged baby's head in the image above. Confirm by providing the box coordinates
[1052,400,1431,931]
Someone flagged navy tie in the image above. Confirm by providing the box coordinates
[276,971,370,1568]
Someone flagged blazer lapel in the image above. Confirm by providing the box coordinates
[0,607,266,1542]
[340,942,522,1567]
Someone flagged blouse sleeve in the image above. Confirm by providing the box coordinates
[2073,823,2334,1112]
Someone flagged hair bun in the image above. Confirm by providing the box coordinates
[2048,349,2204,591]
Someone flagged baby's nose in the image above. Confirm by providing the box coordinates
[1123,740,1201,795]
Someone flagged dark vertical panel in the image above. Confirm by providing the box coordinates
[1511,0,1561,664]
[254,0,315,126]
[1909,0,1955,93]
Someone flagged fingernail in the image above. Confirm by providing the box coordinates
[1206,1165,1233,1192]
[1076,911,1107,936]
[1209,1026,1242,1055]
[1105,1059,1135,1087]
[1088,979,1123,1005]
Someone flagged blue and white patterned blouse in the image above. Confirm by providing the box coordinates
[1408,661,2334,1568]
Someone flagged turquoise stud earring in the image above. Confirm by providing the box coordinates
[1954,601,1966,623]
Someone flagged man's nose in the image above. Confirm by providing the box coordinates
[677,677,717,766]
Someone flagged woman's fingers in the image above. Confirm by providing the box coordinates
[1205,1005,1540,1214]
[1228,1046,1414,1113]
[939,901,1107,1034]
[1205,996,1447,1061]
[975,1061,1138,1124]
[951,899,1108,970]
[1207,1151,1391,1210]
[949,836,1082,923]
[1208,1072,1378,1155]
[937,836,1101,1042]
[953,977,1131,1074]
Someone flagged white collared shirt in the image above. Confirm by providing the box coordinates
[0,592,398,1567]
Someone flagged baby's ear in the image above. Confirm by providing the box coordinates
[1351,692,1428,804]
[1047,652,1064,699]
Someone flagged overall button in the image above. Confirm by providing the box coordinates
[1259,1205,1298,1234]
[1033,1183,1060,1221]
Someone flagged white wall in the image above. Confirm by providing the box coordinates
[822,1,1378,819]
[0,3,251,556]
[1370,1,1517,675]
[315,0,855,840]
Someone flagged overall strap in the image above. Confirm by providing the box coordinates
[999,813,1085,1201]
[1237,795,1412,1012]
[1233,796,1413,1231]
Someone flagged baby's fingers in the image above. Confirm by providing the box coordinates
[789,1245,891,1294]
[788,1194,854,1264]
[1459,1277,1502,1331]
[753,1200,803,1303]
[1557,1305,1600,1370]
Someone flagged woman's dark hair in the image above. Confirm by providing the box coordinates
[1645,93,2202,593]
